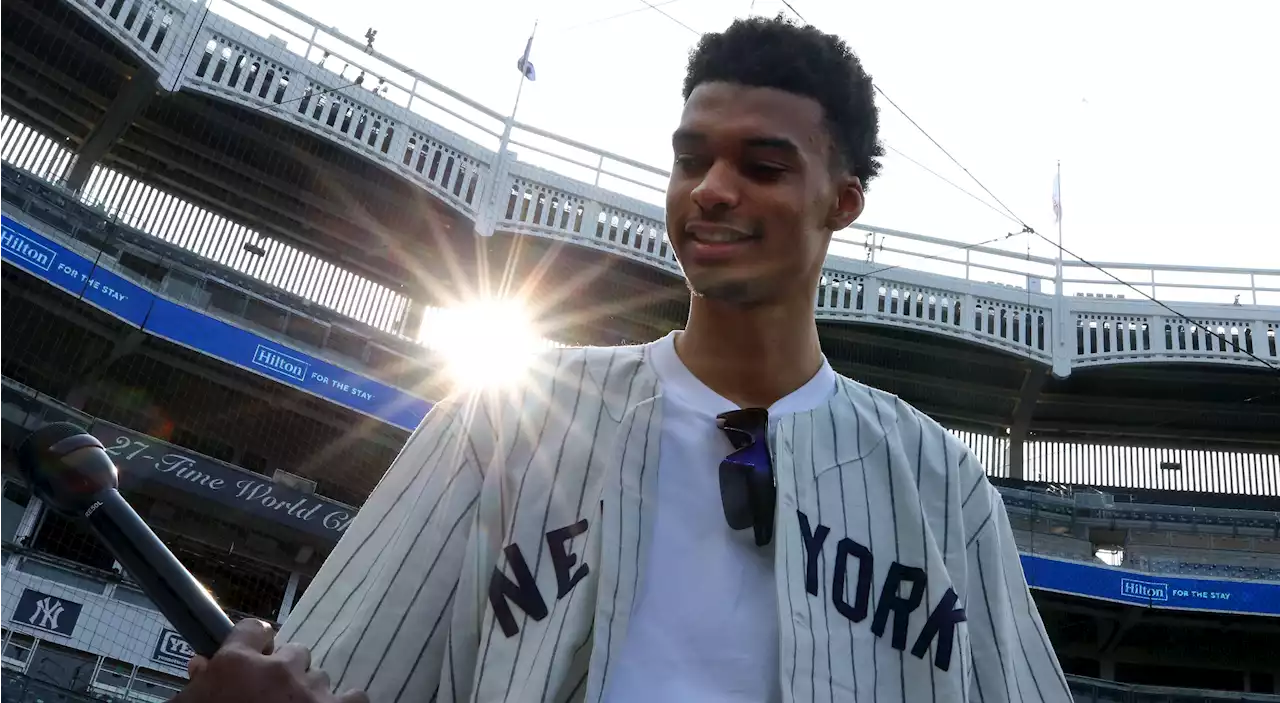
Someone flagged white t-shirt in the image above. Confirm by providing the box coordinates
[605,332,838,702]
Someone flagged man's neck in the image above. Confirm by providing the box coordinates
[674,295,824,409]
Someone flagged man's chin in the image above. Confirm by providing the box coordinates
[687,276,768,307]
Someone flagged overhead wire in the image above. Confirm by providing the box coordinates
[858,230,1024,279]
[885,105,1279,477]
[874,85,1027,227]
[778,0,807,22]
[870,77,1278,373]
[884,144,1023,226]
[636,0,702,35]
[837,1,1280,475]
[559,0,691,33]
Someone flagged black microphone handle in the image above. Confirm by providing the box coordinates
[86,488,234,657]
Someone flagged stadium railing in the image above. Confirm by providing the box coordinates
[997,484,1280,582]
[997,485,1280,533]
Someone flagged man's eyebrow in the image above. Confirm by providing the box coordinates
[672,130,801,155]
[672,129,705,146]
[742,136,800,154]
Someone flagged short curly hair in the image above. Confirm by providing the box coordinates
[683,14,884,187]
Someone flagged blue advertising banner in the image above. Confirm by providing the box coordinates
[1022,554,1280,617]
[1,216,153,325]
[144,301,431,430]
[2,215,432,431]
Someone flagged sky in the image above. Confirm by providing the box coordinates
[216,0,1278,302]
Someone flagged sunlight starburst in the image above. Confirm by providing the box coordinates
[422,298,549,390]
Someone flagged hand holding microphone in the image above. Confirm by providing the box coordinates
[18,423,367,703]
[180,618,367,703]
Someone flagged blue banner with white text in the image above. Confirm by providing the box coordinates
[1021,554,1280,617]
[2,214,432,431]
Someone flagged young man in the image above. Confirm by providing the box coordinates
[178,15,1071,703]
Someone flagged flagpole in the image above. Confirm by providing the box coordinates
[1051,159,1069,378]
[479,20,537,240]
[1055,160,1063,286]
[496,20,537,163]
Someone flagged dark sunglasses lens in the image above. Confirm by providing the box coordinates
[719,461,753,530]
[753,480,776,547]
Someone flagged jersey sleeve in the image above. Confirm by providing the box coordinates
[277,399,486,702]
[962,478,1073,703]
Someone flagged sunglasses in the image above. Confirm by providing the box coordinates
[716,408,775,547]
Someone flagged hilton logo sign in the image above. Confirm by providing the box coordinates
[252,344,310,383]
[1120,578,1170,602]
[1,224,56,272]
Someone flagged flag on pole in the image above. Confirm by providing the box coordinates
[1052,171,1062,224]
[516,32,537,81]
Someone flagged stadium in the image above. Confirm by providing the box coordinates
[1,0,1278,700]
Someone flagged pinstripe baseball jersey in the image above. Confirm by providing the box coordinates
[278,342,1071,703]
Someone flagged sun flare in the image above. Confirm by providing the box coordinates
[421,298,549,390]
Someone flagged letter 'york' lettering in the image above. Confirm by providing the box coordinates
[871,562,927,650]
[489,518,592,637]
[798,511,830,596]
[833,536,874,623]
[911,587,967,671]
[797,510,965,672]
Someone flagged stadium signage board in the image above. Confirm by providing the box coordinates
[91,420,356,541]
[153,628,196,667]
[11,588,83,637]
[1022,555,1280,617]
[1,215,431,431]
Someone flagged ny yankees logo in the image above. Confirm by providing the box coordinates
[28,597,65,631]
[16,589,82,636]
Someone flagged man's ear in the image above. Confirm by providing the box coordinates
[826,176,865,231]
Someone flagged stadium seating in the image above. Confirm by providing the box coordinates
[998,485,1280,584]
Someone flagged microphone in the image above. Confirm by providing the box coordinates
[17,422,234,658]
